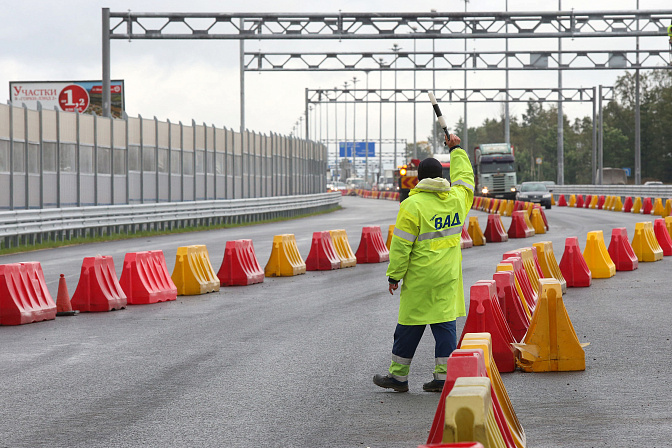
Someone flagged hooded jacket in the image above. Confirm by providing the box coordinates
[386,147,475,325]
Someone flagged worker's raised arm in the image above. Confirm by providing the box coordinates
[444,134,475,205]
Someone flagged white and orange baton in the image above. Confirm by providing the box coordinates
[428,92,451,146]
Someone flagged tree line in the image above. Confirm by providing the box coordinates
[406,70,672,184]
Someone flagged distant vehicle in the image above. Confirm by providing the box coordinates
[345,177,370,190]
[516,181,552,209]
[473,143,517,199]
[327,181,346,192]
[644,181,663,186]
[377,175,396,191]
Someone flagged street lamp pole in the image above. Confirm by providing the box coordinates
[334,86,339,181]
[379,58,384,185]
[365,71,370,184]
[392,43,400,169]
[352,76,358,178]
[344,81,349,179]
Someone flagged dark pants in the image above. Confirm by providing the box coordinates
[388,321,457,381]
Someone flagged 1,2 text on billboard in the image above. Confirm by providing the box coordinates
[10,80,125,118]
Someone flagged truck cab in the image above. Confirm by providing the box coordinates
[474,143,517,199]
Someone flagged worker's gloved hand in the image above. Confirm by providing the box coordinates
[445,133,461,148]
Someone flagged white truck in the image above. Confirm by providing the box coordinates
[474,143,517,200]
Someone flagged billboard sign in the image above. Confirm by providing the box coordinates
[10,80,125,118]
[339,141,375,157]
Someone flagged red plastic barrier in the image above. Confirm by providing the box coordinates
[120,251,178,304]
[558,237,592,287]
[514,200,524,211]
[583,195,592,209]
[484,214,509,243]
[623,196,634,213]
[419,443,484,448]
[500,256,537,314]
[507,210,534,238]
[306,231,341,271]
[22,262,58,320]
[355,226,390,263]
[557,195,567,206]
[597,195,606,210]
[654,219,672,256]
[217,239,265,285]
[642,197,653,214]
[0,262,57,325]
[458,280,516,372]
[426,349,513,448]
[493,271,530,343]
[460,225,473,249]
[575,195,584,208]
[70,256,127,312]
[607,228,639,271]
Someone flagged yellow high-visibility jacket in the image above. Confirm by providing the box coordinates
[386,147,475,325]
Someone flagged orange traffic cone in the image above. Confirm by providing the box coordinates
[56,274,78,316]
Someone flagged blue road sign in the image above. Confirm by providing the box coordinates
[622,167,632,177]
[339,142,375,157]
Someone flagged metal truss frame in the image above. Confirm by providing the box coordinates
[107,10,672,40]
[306,86,614,104]
[102,8,672,184]
[311,85,613,185]
[245,49,670,72]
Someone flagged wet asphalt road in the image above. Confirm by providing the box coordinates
[0,196,671,447]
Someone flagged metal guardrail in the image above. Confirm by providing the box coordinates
[0,193,342,249]
[550,185,672,199]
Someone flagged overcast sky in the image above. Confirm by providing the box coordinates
[2,0,670,151]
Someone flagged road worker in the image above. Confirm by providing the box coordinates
[373,133,474,393]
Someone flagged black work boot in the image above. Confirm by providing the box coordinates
[373,374,409,392]
[422,379,445,392]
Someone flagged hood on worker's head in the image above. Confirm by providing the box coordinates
[409,177,451,198]
[417,157,443,181]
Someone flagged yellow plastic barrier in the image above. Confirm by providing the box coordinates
[533,241,567,294]
[519,247,541,295]
[652,198,665,216]
[482,197,491,212]
[604,195,613,211]
[611,196,623,212]
[582,230,616,278]
[442,377,507,448]
[631,222,663,262]
[589,195,598,209]
[664,199,671,218]
[386,225,394,250]
[264,234,307,277]
[568,194,576,207]
[497,198,507,216]
[522,211,535,236]
[666,216,672,238]
[460,333,526,448]
[329,229,357,268]
[551,195,556,206]
[504,200,514,217]
[468,217,486,246]
[530,209,546,235]
[512,279,589,372]
[525,202,534,216]
[171,245,220,295]
[632,197,642,214]
[490,199,499,214]
[496,263,532,319]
